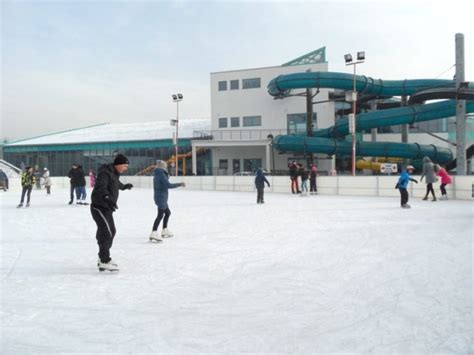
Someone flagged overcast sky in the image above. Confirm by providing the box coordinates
[1,0,473,142]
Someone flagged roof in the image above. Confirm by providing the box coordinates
[281,47,326,66]
[6,118,211,147]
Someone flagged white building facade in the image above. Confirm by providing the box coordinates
[191,48,335,175]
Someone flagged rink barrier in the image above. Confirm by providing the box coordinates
[4,175,473,200]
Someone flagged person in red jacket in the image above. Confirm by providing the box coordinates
[436,165,452,200]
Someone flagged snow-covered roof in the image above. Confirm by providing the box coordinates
[6,118,211,146]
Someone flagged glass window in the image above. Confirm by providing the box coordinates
[230,80,239,90]
[243,115,261,127]
[231,117,240,127]
[218,117,228,128]
[287,113,317,135]
[218,81,227,91]
[243,158,262,172]
[242,78,261,89]
[219,159,228,170]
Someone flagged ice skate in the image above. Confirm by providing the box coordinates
[149,231,163,243]
[422,196,428,201]
[432,197,437,202]
[98,259,119,272]
[401,204,411,209]
[161,228,174,238]
[17,203,23,208]
[440,195,448,200]
[26,203,30,208]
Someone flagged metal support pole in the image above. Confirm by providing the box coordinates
[455,33,466,175]
[351,64,357,176]
[175,100,179,177]
[306,87,314,168]
[401,95,409,168]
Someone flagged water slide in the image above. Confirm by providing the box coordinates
[267,72,474,164]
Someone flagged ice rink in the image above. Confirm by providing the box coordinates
[1,187,473,354]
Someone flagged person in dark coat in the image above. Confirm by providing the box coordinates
[288,161,300,194]
[90,154,133,271]
[149,160,185,242]
[17,166,36,208]
[67,164,78,205]
[255,168,270,204]
[310,164,318,195]
[74,165,87,205]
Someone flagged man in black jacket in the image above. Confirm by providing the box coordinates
[90,154,133,272]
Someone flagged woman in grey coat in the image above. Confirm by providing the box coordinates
[149,160,185,242]
[420,156,437,201]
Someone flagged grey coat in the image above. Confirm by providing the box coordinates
[421,157,437,184]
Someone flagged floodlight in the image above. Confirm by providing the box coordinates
[172,94,177,101]
[344,54,353,63]
[357,51,365,61]
[177,93,183,99]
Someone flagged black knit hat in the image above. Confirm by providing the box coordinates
[114,154,129,165]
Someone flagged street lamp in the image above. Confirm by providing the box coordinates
[171,93,183,176]
[344,51,365,176]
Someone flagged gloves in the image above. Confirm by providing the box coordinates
[104,196,118,211]
[180,182,186,187]
[123,183,133,190]
[413,179,418,184]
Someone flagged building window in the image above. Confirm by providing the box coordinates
[287,113,317,135]
[243,158,262,172]
[218,117,228,128]
[230,80,239,90]
[242,78,261,89]
[243,115,261,127]
[218,81,227,91]
[231,117,240,127]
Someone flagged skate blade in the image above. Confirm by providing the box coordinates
[161,235,173,239]
[149,238,163,243]
[99,268,119,272]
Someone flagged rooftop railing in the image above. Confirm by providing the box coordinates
[193,129,307,141]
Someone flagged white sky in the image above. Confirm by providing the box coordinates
[1,187,472,353]
[1,0,473,141]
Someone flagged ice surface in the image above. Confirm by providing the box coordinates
[1,188,472,354]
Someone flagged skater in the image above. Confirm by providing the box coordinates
[42,168,52,194]
[90,154,133,271]
[255,168,270,204]
[0,169,9,191]
[74,165,87,205]
[34,166,41,190]
[436,165,452,200]
[396,165,418,208]
[309,164,318,195]
[67,164,78,204]
[288,161,300,194]
[17,167,36,208]
[89,169,96,188]
[300,166,309,195]
[149,160,185,242]
[420,156,437,201]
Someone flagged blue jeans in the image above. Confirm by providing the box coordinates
[75,186,87,201]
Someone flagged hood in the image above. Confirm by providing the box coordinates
[423,156,432,163]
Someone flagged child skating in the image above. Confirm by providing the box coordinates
[255,168,270,204]
[396,165,418,208]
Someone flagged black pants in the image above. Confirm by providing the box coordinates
[257,187,264,203]
[45,186,51,194]
[153,208,171,231]
[20,186,32,204]
[399,188,409,206]
[70,184,75,202]
[91,206,116,263]
[440,183,447,195]
[425,183,436,198]
[310,177,317,192]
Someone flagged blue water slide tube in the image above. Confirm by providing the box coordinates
[267,72,455,97]
[273,135,454,164]
[315,100,474,138]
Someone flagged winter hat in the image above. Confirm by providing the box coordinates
[114,154,129,165]
[156,160,168,169]
[406,165,415,171]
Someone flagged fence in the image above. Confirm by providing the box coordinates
[4,175,473,200]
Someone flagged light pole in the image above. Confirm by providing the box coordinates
[171,93,183,176]
[344,51,365,176]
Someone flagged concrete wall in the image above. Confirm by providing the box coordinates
[5,175,472,200]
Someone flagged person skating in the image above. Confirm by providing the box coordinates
[149,160,185,242]
[436,165,452,200]
[288,161,300,194]
[420,156,437,201]
[90,154,133,272]
[67,164,78,204]
[42,167,52,195]
[396,165,418,208]
[255,168,270,204]
[17,167,36,208]
[309,164,318,195]
[89,169,97,188]
[300,166,309,195]
[74,165,87,205]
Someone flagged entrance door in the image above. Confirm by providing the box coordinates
[232,159,240,174]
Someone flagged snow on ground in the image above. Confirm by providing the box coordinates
[1,187,472,354]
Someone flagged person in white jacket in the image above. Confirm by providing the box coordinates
[42,168,52,195]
